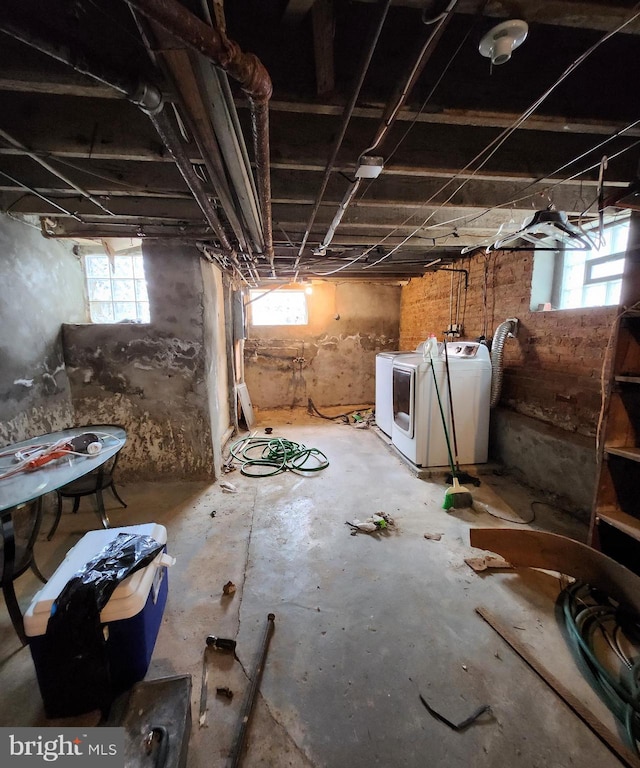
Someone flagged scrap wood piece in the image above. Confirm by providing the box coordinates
[475,606,640,768]
[465,553,511,572]
[419,695,491,731]
[469,528,640,617]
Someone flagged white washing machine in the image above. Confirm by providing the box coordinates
[375,351,411,436]
[391,342,491,467]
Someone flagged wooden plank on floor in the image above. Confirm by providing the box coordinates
[469,528,640,616]
[475,606,640,768]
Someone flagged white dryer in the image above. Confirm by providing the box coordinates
[375,351,411,436]
[391,342,491,467]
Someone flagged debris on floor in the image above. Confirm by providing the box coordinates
[222,580,236,596]
[206,635,237,653]
[216,686,234,700]
[419,694,492,731]
[464,553,511,572]
[210,510,217,518]
[346,512,395,535]
[220,480,238,493]
[424,532,443,541]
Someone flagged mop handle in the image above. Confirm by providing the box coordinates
[428,358,456,477]
[443,339,460,464]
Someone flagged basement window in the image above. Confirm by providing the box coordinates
[530,218,630,311]
[84,251,150,323]
[249,289,308,326]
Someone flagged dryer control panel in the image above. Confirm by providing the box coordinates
[444,341,489,360]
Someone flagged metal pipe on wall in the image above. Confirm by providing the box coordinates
[125,0,276,275]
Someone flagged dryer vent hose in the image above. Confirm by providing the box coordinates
[490,318,519,408]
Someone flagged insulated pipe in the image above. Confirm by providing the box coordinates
[125,0,275,275]
[490,318,518,408]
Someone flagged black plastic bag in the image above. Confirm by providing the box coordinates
[37,533,163,717]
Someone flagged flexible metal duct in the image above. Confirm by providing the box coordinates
[490,318,519,408]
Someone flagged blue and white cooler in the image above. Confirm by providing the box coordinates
[24,523,174,718]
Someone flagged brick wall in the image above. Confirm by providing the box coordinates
[400,250,616,437]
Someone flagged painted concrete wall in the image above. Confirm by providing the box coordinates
[0,214,87,446]
[244,281,401,408]
[63,242,228,480]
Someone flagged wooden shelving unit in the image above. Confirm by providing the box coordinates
[590,214,640,574]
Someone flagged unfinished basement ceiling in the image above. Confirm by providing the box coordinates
[1,0,640,282]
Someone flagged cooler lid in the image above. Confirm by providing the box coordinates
[25,523,167,635]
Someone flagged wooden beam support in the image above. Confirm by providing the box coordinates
[353,0,640,35]
[283,0,317,23]
[251,99,640,139]
[312,0,334,96]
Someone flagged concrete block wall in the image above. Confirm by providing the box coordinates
[245,281,401,409]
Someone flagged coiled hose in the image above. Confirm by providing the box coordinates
[562,581,640,753]
[490,318,518,408]
[229,436,329,477]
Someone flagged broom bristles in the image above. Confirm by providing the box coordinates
[443,477,473,510]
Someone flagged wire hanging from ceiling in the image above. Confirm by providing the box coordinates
[316,7,640,275]
[311,125,640,276]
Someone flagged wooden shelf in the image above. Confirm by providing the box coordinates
[597,509,640,543]
[615,375,640,384]
[605,445,640,462]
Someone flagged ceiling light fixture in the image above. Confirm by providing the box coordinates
[478,20,528,66]
[355,155,384,179]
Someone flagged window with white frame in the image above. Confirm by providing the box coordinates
[84,251,150,323]
[249,289,308,326]
[530,218,630,311]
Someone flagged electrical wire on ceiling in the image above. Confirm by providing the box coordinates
[316,122,640,276]
[356,4,480,204]
[321,7,640,274]
[291,0,393,278]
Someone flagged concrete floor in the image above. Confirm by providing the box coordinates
[0,410,623,767]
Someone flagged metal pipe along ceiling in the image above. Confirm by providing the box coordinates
[0,12,234,249]
[315,0,458,258]
[292,0,393,278]
[126,0,275,276]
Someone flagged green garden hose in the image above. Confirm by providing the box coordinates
[561,581,640,754]
[229,436,329,477]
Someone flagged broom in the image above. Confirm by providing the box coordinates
[427,354,474,509]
